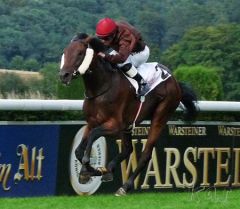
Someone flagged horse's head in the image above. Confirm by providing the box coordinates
[59,33,109,85]
[59,33,94,85]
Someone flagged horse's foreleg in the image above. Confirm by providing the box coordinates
[77,126,104,182]
[75,137,88,164]
[75,125,94,164]
[79,119,123,184]
[81,126,105,165]
[73,126,99,183]
[102,130,133,182]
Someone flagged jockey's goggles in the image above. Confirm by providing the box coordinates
[99,35,114,41]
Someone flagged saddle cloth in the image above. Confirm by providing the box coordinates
[124,62,171,95]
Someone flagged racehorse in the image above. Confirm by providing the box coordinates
[59,33,198,196]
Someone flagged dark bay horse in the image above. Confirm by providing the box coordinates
[59,33,198,196]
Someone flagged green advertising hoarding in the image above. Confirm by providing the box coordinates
[57,121,240,195]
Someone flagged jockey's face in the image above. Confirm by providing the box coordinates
[99,34,114,46]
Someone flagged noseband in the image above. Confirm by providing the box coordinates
[77,47,94,75]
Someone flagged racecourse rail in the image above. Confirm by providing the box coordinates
[0,99,239,112]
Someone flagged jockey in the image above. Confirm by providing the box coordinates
[96,17,150,97]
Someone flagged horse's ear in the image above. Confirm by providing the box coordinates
[71,33,89,42]
[88,37,108,53]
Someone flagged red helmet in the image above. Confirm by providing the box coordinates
[96,18,117,37]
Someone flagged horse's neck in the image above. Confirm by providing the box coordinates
[82,58,113,97]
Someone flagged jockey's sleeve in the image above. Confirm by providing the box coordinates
[105,48,129,63]
[105,34,136,64]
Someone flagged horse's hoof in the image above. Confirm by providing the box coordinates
[96,167,108,175]
[101,172,113,182]
[79,174,91,184]
[115,187,127,196]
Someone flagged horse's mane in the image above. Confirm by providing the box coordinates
[71,33,89,41]
[89,37,109,53]
[87,36,117,71]
[72,33,116,72]
[71,33,108,53]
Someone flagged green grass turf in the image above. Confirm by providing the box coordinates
[1,190,240,209]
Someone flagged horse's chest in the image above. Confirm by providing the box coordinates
[84,103,111,122]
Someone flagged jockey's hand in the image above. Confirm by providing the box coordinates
[98,52,106,58]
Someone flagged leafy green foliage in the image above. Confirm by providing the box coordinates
[10,56,25,70]
[9,56,41,71]
[0,73,29,97]
[0,1,240,100]
[37,63,59,97]
[162,24,240,100]
[24,58,41,71]
[1,0,240,67]
[0,63,58,99]
[174,65,223,100]
[57,77,85,99]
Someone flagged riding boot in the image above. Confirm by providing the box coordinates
[121,63,150,97]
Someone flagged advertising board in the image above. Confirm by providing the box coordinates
[58,121,240,195]
[0,121,239,196]
[0,124,59,197]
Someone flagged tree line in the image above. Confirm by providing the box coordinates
[0,0,239,100]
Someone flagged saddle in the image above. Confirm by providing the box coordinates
[124,62,171,96]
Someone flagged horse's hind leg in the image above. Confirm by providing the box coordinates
[116,99,179,195]
[102,130,133,182]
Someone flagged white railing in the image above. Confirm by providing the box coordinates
[0,99,239,112]
[0,99,83,111]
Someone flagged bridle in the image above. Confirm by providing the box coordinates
[60,40,94,77]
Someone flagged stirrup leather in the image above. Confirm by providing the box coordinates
[137,82,150,96]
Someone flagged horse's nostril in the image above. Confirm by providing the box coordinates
[59,71,70,82]
[64,73,70,78]
[59,72,69,79]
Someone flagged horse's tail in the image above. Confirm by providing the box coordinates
[179,82,198,121]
